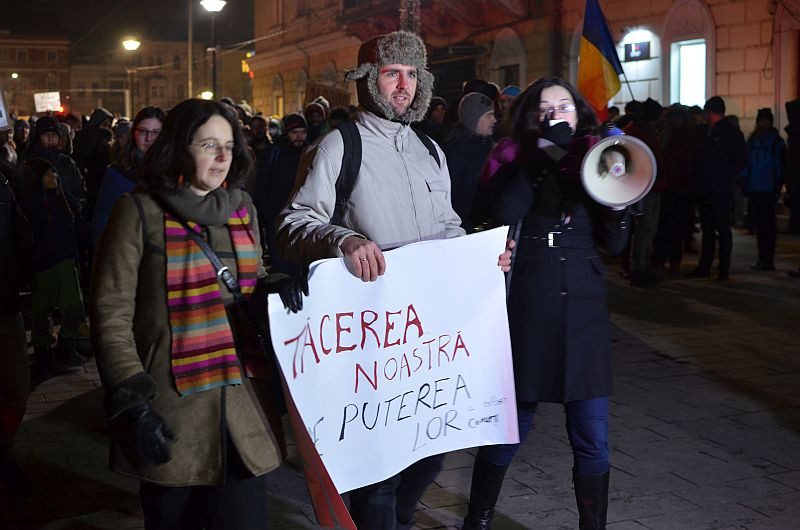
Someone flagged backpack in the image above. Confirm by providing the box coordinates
[330,120,441,226]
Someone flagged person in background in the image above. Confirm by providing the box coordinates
[253,113,309,274]
[686,96,747,281]
[16,158,87,382]
[247,115,270,157]
[328,106,351,129]
[744,107,785,271]
[72,107,113,217]
[462,77,631,530]
[0,167,32,494]
[443,92,496,232]
[12,119,30,160]
[419,96,448,145]
[92,106,166,244]
[23,116,86,205]
[494,85,521,138]
[92,99,304,529]
[304,96,330,143]
[111,118,133,163]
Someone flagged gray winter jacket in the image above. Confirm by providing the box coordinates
[276,110,464,265]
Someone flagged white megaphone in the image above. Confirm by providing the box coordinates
[580,134,657,208]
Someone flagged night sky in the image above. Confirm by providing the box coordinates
[1,0,254,59]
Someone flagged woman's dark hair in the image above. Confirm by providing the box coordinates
[115,106,166,170]
[510,76,598,146]
[140,99,253,192]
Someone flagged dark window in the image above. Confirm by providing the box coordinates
[499,64,520,87]
[16,50,27,62]
[174,56,181,70]
[47,51,58,62]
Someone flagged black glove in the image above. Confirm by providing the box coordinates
[268,275,309,313]
[541,120,573,147]
[112,402,175,468]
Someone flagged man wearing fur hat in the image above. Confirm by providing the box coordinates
[277,30,512,529]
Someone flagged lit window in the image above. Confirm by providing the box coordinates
[671,39,706,106]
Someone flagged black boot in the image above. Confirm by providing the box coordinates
[573,470,609,530]
[462,458,508,530]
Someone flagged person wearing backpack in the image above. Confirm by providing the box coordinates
[276,31,512,530]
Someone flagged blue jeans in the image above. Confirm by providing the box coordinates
[476,397,609,476]
[348,454,445,530]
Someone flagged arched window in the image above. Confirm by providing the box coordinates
[662,0,715,105]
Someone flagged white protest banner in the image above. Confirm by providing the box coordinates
[0,86,9,132]
[33,91,61,113]
[268,227,519,493]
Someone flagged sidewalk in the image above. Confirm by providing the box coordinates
[2,227,799,530]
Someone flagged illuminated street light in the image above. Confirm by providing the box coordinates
[200,0,226,12]
[122,38,141,51]
[200,90,214,100]
[10,72,18,79]
[201,0,226,100]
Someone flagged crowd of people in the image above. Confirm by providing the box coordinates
[0,27,798,530]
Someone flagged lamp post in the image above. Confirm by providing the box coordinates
[200,0,226,100]
[122,37,141,117]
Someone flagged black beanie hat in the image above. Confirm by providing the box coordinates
[756,107,774,122]
[704,96,725,115]
[282,113,307,133]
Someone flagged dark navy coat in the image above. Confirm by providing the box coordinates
[491,138,631,404]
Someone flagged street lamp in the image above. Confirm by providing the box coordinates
[200,0,226,100]
[122,37,141,117]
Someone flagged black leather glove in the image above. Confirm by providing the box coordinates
[268,275,309,313]
[112,402,175,468]
[541,120,573,147]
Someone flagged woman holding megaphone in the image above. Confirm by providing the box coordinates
[462,77,632,530]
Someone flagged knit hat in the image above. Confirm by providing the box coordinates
[34,116,60,136]
[501,85,521,98]
[704,96,725,115]
[282,113,307,133]
[756,107,774,122]
[304,101,327,120]
[345,31,434,123]
[459,92,494,133]
[311,96,330,117]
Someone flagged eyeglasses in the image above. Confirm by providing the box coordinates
[134,128,161,138]
[191,141,235,157]
[538,103,576,120]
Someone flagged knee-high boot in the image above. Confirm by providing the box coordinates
[462,458,508,530]
[573,470,609,530]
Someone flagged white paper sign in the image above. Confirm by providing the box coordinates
[33,91,61,113]
[0,86,9,132]
[268,227,519,493]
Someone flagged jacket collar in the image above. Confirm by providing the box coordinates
[357,110,411,150]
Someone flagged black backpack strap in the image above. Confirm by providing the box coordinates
[332,120,362,226]
[411,125,441,169]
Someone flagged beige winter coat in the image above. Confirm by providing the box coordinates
[91,190,283,486]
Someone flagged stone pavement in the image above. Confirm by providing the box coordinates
[2,226,800,530]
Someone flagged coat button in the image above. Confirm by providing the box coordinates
[560,291,568,296]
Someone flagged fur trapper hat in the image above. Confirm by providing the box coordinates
[345,31,434,123]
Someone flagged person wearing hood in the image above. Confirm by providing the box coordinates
[253,112,308,274]
[12,119,30,160]
[418,95,448,144]
[443,92,496,231]
[91,106,166,244]
[16,157,87,382]
[276,31,512,530]
[91,99,306,528]
[22,116,86,206]
[72,107,113,217]
[303,96,330,143]
[744,108,785,271]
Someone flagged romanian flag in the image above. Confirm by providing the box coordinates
[577,0,624,119]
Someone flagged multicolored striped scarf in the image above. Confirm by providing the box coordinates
[165,205,267,396]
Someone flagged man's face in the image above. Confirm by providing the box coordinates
[377,64,418,117]
[431,104,446,124]
[39,131,60,149]
[250,118,267,140]
[14,125,29,142]
[306,110,324,127]
[475,111,497,138]
[287,128,307,147]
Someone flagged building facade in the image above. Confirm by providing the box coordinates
[0,32,70,117]
[249,0,799,134]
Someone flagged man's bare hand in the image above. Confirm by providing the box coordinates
[341,236,386,282]
[498,239,515,272]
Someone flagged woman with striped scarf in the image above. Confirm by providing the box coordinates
[91,99,306,529]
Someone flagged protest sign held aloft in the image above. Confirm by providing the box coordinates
[268,227,519,493]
